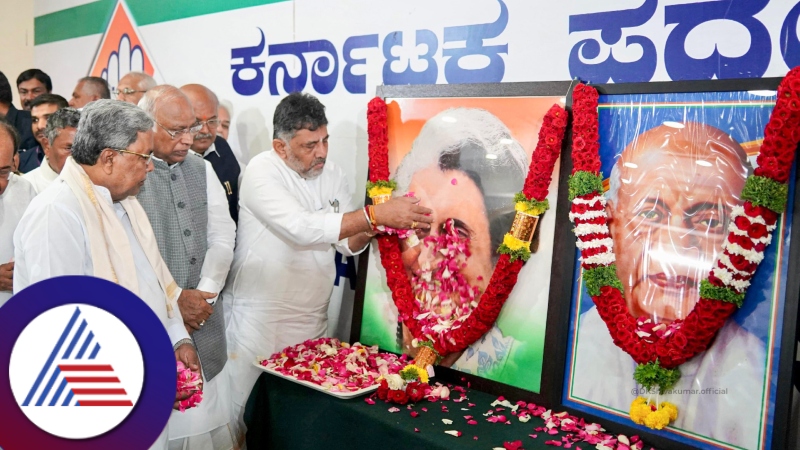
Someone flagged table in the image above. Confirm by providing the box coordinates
[244,372,621,450]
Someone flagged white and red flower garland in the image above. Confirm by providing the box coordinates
[260,338,406,393]
[367,98,568,357]
[568,67,800,429]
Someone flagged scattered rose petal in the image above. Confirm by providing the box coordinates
[421,407,428,412]
[414,428,419,433]
[410,411,419,418]
[545,440,562,447]
[364,397,375,405]
[468,403,476,407]
[388,407,400,413]
[529,434,538,439]
[467,420,478,425]
[444,430,462,437]
[474,436,478,440]
[442,419,453,425]
[464,415,473,420]
[504,440,524,450]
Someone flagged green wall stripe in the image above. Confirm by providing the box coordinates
[35,0,289,45]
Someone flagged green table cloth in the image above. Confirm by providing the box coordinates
[244,372,644,449]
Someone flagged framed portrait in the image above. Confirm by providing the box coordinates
[560,78,799,450]
[353,82,575,400]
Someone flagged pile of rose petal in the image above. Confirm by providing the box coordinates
[366,379,653,450]
[176,361,203,412]
[261,337,406,393]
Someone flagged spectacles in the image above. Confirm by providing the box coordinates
[113,87,148,96]
[113,148,153,163]
[156,121,202,140]
[196,118,220,128]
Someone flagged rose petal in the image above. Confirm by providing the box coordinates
[364,398,375,405]
[444,430,462,437]
[388,407,400,413]
[442,419,453,425]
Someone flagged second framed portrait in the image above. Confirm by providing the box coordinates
[355,82,574,397]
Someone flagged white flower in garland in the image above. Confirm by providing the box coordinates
[573,223,610,236]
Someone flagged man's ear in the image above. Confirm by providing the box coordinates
[42,137,52,157]
[98,148,115,173]
[273,138,288,160]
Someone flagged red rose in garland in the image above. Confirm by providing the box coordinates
[366,99,568,359]
[568,68,800,429]
[388,388,409,405]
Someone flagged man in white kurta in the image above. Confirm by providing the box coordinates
[0,121,37,305]
[222,92,434,444]
[13,100,202,450]
[23,107,81,194]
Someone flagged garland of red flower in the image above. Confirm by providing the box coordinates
[568,67,800,428]
[367,98,567,356]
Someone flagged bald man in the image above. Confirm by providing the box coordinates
[68,76,111,109]
[572,122,764,448]
[180,84,241,223]
[116,72,156,105]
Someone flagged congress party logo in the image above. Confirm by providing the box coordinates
[9,305,143,439]
[88,0,159,94]
[0,277,175,450]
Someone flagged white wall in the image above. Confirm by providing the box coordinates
[0,0,35,109]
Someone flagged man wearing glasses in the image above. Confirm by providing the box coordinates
[137,85,237,450]
[0,121,36,306]
[13,100,203,449]
[116,72,156,106]
[180,84,241,223]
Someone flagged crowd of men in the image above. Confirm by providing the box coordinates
[0,68,429,450]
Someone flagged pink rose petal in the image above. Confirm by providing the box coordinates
[364,398,375,405]
[410,411,419,418]
[388,407,400,413]
[467,420,478,425]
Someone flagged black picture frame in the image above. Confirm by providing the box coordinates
[351,80,577,407]
[553,76,800,450]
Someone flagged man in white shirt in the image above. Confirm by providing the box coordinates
[0,121,36,305]
[23,107,80,194]
[223,92,433,444]
[137,85,238,450]
[13,100,202,449]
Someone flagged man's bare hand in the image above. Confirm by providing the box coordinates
[174,343,202,410]
[178,289,216,330]
[373,197,433,230]
[0,262,14,292]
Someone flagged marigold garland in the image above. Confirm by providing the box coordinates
[367,97,567,357]
[568,67,800,429]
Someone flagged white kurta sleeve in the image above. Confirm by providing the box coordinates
[166,286,191,346]
[241,162,343,248]
[331,176,367,257]
[196,161,236,300]
[13,200,89,292]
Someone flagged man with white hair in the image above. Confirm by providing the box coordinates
[23,107,80,193]
[222,92,431,444]
[117,72,156,106]
[137,85,237,450]
[13,100,202,449]
[0,121,36,305]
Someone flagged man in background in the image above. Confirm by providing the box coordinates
[69,76,111,109]
[0,71,35,151]
[16,68,52,111]
[19,94,69,173]
[138,85,238,450]
[23,107,80,194]
[0,121,36,305]
[117,72,156,105]
[181,84,241,222]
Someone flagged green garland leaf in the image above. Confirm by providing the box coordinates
[366,180,398,192]
[699,280,745,308]
[568,171,604,201]
[514,192,550,214]
[740,175,789,213]
[399,366,420,382]
[497,243,531,262]
[634,361,681,394]
[583,265,624,296]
